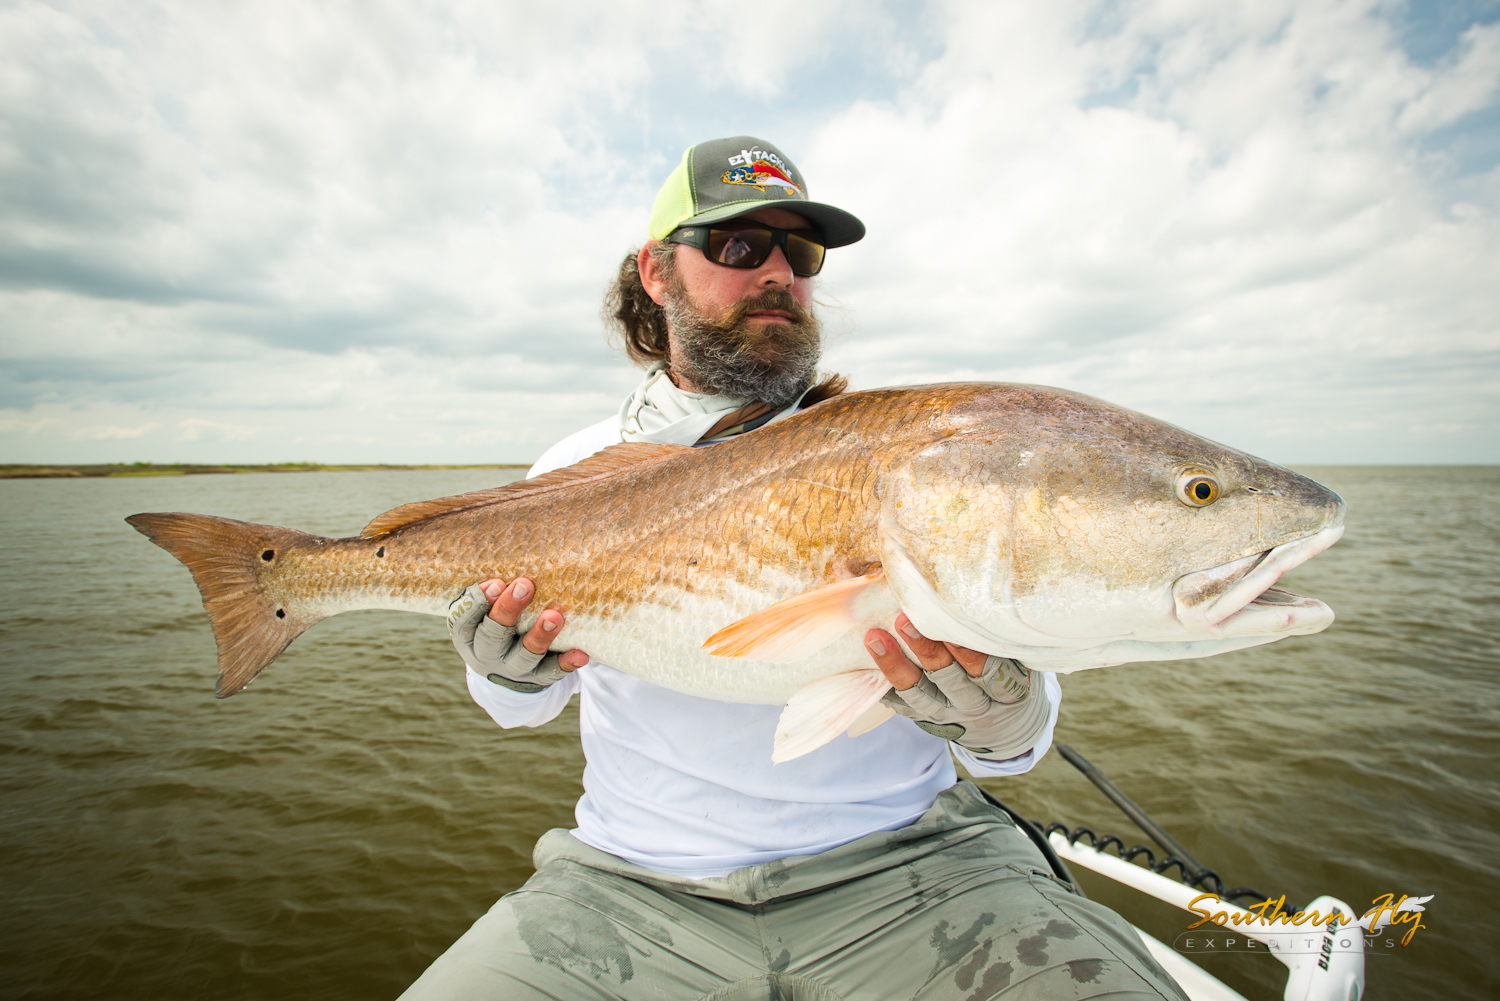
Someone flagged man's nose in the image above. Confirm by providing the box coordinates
[755,245,795,287]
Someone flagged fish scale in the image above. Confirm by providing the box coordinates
[126,383,1345,761]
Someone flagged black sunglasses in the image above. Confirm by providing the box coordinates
[664,222,827,276]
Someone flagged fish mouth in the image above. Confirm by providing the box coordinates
[1173,524,1345,638]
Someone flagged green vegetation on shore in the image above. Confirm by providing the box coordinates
[0,462,530,479]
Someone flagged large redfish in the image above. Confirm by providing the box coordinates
[127,384,1345,761]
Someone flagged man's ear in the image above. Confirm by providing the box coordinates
[638,242,668,305]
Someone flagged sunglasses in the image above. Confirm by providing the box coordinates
[664,222,827,276]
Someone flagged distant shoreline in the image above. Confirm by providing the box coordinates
[0,463,532,479]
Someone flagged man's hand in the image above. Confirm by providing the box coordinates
[447,578,589,693]
[864,613,1050,758]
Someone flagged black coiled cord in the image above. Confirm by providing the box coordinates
[1036,821,1269,905]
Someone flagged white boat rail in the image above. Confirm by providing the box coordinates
[1052,834,1364,1001]
[1039,745,1366,1001]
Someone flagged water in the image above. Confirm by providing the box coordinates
[0,467,1495,1000]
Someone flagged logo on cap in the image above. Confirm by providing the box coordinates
[721,147,804,197]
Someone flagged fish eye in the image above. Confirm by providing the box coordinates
[1176,471,1221,507]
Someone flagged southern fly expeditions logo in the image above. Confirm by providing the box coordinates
[721,147,804,197]
[1175,892,1434,961]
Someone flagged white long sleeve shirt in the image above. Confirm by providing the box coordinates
[466,415,1061,878]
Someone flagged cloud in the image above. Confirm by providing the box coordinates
[1398,22,1500,132]
[0,0,1495,465]
[0,415,58,436]
[72,421,159,441]
[810,0,1500,461]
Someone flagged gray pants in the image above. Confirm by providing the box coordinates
[400,782,1187,1000]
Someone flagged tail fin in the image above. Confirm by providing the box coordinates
[126,512,325,698]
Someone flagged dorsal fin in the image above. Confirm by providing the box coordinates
[359,441,688,538]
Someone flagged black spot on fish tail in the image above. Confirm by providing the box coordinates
[124,512,326,697]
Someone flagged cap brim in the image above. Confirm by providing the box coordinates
[677,200,866,249]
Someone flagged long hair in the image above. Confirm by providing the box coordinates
[604,245,675,367]
[603,244,849,405]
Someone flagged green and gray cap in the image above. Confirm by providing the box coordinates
[647,136,865,248]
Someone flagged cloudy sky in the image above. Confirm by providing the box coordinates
[2,0,1496,466]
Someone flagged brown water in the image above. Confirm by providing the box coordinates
[0,467,1495,999]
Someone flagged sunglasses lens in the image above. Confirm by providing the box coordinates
[701,224,827,276]
[785,231,825,276]
[708,227,772,268]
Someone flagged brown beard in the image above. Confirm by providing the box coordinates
[662,277,822,408]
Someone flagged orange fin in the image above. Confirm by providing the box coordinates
[846,701,895,737]
[125,513,325,697]
[702,569,886,663]
[773,671,892,762]
[360,442,687,538]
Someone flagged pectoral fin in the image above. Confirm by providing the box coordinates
[773,670,893,763]
[846,701,896,738]
[702,569,886,662]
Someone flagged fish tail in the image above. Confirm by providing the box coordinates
[125,512,324,698]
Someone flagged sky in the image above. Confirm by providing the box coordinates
[1,0,1497,466]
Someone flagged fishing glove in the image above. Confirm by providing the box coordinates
[446,584,567,693]
[881,656,1051,758]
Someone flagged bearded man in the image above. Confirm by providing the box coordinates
[403,138,1188,1000]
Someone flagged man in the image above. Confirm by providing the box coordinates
[403,137,1187,1000]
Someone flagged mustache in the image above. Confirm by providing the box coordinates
[710,288,813,334]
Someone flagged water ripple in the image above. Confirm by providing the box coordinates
[1,467,1496,999]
